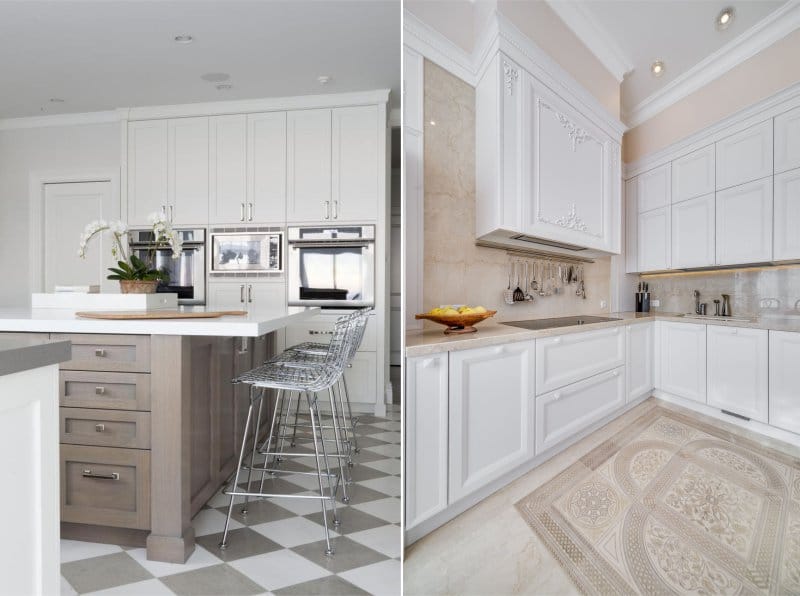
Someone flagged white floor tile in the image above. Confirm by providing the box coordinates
[339,559,401,596]
[204,489,232,509]
[61,574,78,596]
[357,475,401,497]
[283,473,331,492]
[191,508,243,537]
[347,525,401,558]
[267,492,331,516]
[352,498,400,523]
[60,540,123,564]
[126,544,220,577]
[250,517,339,548]
[84,578,173,596]
[362,458,401,475]
[362,443,399,458]
[229,549,331,591]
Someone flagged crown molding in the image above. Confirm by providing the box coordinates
[403,9,477,85]
[545,0,633,83]
[0,110,120,131]
[624,0,800,128]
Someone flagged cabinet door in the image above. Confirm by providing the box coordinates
[127,120,168,225]
[658,322,706,403]
[768,330,800,433]
[626,322,654,402]
[672,145,715,203]
[248,112,287,224]
[716,177,773,265]
[287,109,332,222]
[168,117,209,225]
[624,178,638,273]
[773,167,800,261]
[209,115,247,224]
[637,163,671,213]
[245,281,286,313]
[716,120,773,190]
[344,351,378,405]
[449,342,535,502]
[671,193,715,268]
[332,105,379,221]
[207,281,247,308]
[707,326,768,423]
[405,354,448,530]
[637,207,670,272]
[774,106,800,174]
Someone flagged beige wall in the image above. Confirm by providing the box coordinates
[624,28,800,163]
[405,0,475,53]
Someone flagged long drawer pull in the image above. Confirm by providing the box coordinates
[309,330,334,335]
[95,424,105,433]
[94,348,106,357]
[82,469,119,480]
[95,386,106,395]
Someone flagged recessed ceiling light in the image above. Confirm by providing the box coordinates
[201,72,230,83]
[215,83,233,91]
[716,7,735,30]
[429,120,436,126]
[174,34,194,44]
[651,60,665,77]
[49,98,65,103]
[317,75,331,85]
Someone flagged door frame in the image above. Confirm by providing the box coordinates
[29,170,121,294]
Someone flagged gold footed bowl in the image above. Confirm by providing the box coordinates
[415,310,497,335]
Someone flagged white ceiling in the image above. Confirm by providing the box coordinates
[0,1,400,120]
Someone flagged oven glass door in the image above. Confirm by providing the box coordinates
[292,243,374,306]
[133,246,203,303]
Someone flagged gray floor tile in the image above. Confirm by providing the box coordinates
[304,506,388,534]
[351,436,390,449]
[61,552,152,594]
[347,464,388,482]
[348,449,388,464]
[160,563,264,595]
[224,498,297,526]
[273,574,370,595]
[196,527,283,562]
[353,424,388,436]
[291,537,388,573]
[340,483,394,505]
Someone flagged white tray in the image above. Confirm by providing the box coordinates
[31,293,178,310]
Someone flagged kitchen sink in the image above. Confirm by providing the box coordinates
[502,315,622,331]
[676,313,753,323]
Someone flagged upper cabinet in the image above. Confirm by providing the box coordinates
[209,115,247,224]
[775,106,800,174]
[715,177,773,265]
[672,145,715,203]
[127,120,169,226]
[716,120,773,190]
[247,112,287,224]
[287,109,332,222]
[773,167,800,261]
[332,106,380,222]
[671,193,715,269]
[637,164,670,212]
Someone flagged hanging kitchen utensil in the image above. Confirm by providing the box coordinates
[530,260,538,292]
[513,261,525,302]
[503,261,515,304]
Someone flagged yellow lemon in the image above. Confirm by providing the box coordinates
[473,306,487,313]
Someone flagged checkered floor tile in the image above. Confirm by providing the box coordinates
[61,406,401,595]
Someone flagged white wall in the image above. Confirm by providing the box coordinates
[0,122,120,306]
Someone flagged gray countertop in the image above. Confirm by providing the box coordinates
[0,337,71,377]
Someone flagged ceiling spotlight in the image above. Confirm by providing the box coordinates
[651,60,665,77]
[317,75,331,85]
[429,120,436,126]
[49,98,65,103]
[201,72,230,83]
[716,7,735,30]
[215,83,233,91]
[174,34,194,44]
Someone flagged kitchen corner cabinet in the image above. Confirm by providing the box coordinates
[715,120,773,190]
[626,322,654,402]
[671,193,715,268]
[715,177,773,265]
[657,321,706,403]
[768,330,800,433]
[775,106,800,174]
[405,353,448,530]
[637,207,671,271]
[706,326,768,423]
[672,145,715,203]
[773,167,800,261]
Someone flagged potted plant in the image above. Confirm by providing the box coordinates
[78,213,183,294]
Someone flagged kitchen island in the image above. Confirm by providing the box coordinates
[0,306,318,563]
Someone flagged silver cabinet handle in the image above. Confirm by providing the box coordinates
[94,348,106,357]
[82,469,119,480]
[332,200,338,219]
[247,284,253,303]
[248,202,253,221]
[240,202,245,222]
[240,284,245,303]
[95,386,105,395]
[323,201,330,220]
[95,424,105,433]
[308,330,334,335]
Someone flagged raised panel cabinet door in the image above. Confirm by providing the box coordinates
[671,193,715,268]
[773,167,800,261]
[168,117,209,225]
[206,281,247,309]
[449,341,535,502]
[637,163,671,213]
[332,105,379,221]
[716,120,773,190]
[625,178,639,273]
[659,322,706,403]
[248,112,287,224]
[209,115,247,224]
[405,354,448,530]
[774,106,800,174]
[637,206,670,272]
[716,177,773,265]
[343,351,378,405]
[287,109,332,223]
[707,326,768,423]
[768,331,800,433]
[127,120,168,226]
[672,144,715,203]
[626,322,654,402]
[245,281,286,313]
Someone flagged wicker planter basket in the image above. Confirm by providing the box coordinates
[119,280,159,294]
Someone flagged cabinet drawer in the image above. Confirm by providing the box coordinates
[285,314,377,352]
[61,445,150,530]
[536,366,625,454]
[60,371,151,411]
[536,327,625,394]
[61,408,150,449]
[54,334,150,372]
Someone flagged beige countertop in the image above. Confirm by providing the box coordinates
[405,311,800,357]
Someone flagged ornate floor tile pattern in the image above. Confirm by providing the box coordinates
[60,407,400,595]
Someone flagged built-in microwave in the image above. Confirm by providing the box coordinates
[209,231,283,274]
[287,225,375,307]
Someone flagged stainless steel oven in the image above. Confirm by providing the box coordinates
[128,228,206,305]
[288,225,375,307]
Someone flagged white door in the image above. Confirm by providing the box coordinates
[773,167,800,261]
[707,326,768,423]
[332,105,379,221]
[44,181,115,292]
[671,193,715,268]
[248,112,287,224]
[209,115,247,224]
[768,330,800,433]
[637,207,670,272]
[168,117,209,225]
[774,105,800,174]
[127,120,168,225]
[715,120,773,190]
[658,322,706,403]
[637,164,671,212]
[627,322,654,402]
[715,177,773,265]
[672,144,715,203]
[287,109,332,222]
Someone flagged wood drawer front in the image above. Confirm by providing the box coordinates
[535,327,625,395]
[61,408,150,449]
[61,445,150,530]
[54,334,150,372]
[60,371,151,411]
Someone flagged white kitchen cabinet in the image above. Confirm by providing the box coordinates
[287,109,332,222]
[637,164,671,213]
[207,280,286,312]
[707,326,768,423]
[637,206,671,272]
[332,105,379,221]
[207,281,249,308]
[536,367,625,454]
[405,353,449,530]
[671,193,715,268]
[127,120,169,225]
[658,321,706,403]
[448,342,535,502]
[768,330,800,433]
[715,177,773,265]
[624,178,638,273]
[248,112,287,224]
[716,120,773,190]
[209,115,247,224]
[168,117,209,225]
[773,167,800,261]
[626,322,654,402]
[285,313,377,353]
[343,351,378,405]
[535,326,625,394]
[672,144,715,203]
[774,106,800,174]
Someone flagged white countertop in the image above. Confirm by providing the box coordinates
[0,306,319,337]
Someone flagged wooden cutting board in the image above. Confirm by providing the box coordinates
[75,310,248,320]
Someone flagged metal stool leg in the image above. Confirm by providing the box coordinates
[275,391,294,465]
[328,387,349,503]
[313,392,340,527]
[290,395,302,447]
[241,387,264,516]
[220,393,255,549]
[259,388,282,493]
[341,374,359,453]
[307,392,334,556]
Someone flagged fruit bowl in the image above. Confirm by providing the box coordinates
[415,310,497,335]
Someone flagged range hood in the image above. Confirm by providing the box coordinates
[476,229,603,262]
